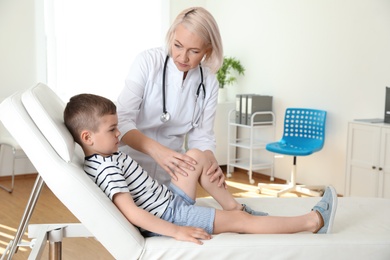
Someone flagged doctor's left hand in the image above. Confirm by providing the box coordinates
[204,151,227,189]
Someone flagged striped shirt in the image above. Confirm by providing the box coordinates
[84,151,172,217]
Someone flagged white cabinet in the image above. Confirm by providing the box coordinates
[345,121,390,198]
[227,110,275,184]
[214,102,235,165]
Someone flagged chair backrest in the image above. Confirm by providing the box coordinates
[281,108,326,153]
[0,83,145,259]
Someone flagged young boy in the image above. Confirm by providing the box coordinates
[64,93,337,245]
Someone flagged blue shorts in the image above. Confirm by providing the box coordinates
[142,183,215,237]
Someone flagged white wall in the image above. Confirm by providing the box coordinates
[0,0,38,99]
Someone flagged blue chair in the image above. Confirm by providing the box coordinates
[259,108,327,197]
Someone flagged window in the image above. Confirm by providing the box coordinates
[45,0,168,101]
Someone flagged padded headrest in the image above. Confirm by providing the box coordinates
[21,83,75,162]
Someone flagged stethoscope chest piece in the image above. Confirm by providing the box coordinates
[160,112,171,123]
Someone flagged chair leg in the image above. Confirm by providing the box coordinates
[258,156,325,197]
[276,160,297,197]
[0,147,15,193]
[0,174,14,192]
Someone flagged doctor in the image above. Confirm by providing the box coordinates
[117,7,225,187]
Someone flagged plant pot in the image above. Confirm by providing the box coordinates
[218,88,227,103]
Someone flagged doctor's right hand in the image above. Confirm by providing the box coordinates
[151,145,197,181]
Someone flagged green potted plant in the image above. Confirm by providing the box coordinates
[216,56,245,89]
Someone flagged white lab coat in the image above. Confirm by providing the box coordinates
[117,47,219,185]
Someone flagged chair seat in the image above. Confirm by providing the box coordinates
[266,141,322,156]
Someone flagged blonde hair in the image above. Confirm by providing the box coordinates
[165,7,223,73]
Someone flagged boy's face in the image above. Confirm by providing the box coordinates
[88,113,120,157]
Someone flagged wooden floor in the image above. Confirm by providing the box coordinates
[0,169,287,259]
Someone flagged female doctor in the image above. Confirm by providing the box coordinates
[117,7,225,187]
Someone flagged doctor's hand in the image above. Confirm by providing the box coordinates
[204,150,227,189]
[152,145,197,181]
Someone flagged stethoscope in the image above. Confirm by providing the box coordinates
[160,55,206,127]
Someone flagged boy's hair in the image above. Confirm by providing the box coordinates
[64,93,116,145]
[165,7,223,73]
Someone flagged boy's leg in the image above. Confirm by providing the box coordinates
[213,210,320,234]
[170,149,203,199]
[171,149,242,211]
[213,186,337,234]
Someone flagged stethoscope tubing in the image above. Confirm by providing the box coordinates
[160,55,205,125]
[162,55,170,116]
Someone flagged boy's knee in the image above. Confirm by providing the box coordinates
[186,149,208,166]
[186,148,203,160]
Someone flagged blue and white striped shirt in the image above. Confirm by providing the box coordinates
[84,151,172,217]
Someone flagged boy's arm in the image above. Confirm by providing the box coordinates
[112,192,211,245]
